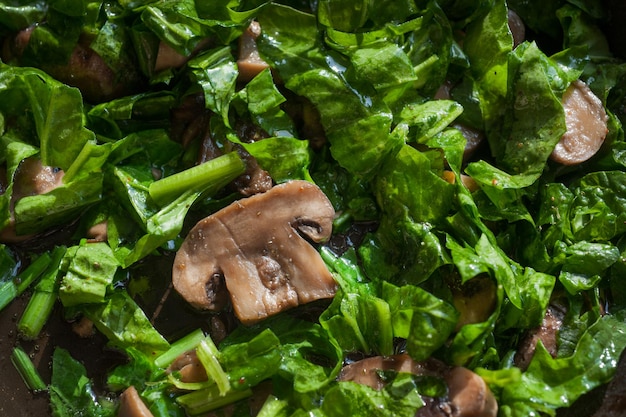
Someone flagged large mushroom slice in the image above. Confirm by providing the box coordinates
[550,80,609,165]
[173,180,337,324]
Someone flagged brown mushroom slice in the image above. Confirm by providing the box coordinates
[445,367,498,417]
[118,386,154,417]
[154,38,213,73]
[550,80,609,165]
[508,9,525,48]
[86,221,108,243]
[433,83,485,163]
[71,316,95,338]
[167,350,208,383]
[173,180,336,325]
[3,28,143,103]
[442,171,480,193]
[237,21,270,83]
[11,157,65,200]
[0,157,65,243]
[154,41,189,73]
[514,302,567,371]
[1,25,34,63]
[338,354,445,391]
[450,275,497,332]
[452,123,485,162]
[338,354,498,417]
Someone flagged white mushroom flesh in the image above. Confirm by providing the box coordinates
[445,366,498,417]
[550,79,609,165]
[173,180,336,325]
[237,21,270,82]
[118,386,154,417]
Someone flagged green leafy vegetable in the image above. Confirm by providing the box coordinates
[2,1,626,417]
[50,348,116,417]
[59,242,119,307]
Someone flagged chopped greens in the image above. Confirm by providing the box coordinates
[1,0,626,416]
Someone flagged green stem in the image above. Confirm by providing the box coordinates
[149,152,246,206]
[17,247,66,339]
[154,328,205,369]
[257,396,290,417]
[176,384,252,416]
[15,251,53,295]
[0,251,53,312]
[196,336,230,396]
[18,290,57,340]
[0,280,17,312]
[11,347,47,392]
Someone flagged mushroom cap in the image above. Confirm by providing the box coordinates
[173,180,337,324]
[118,386,154,417]
[550,80,608,165]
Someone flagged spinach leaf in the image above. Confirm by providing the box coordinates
[82,290,170,354]
[496,313,626,416]
[50,348,116,417]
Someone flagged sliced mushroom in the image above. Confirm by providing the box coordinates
[3,28,143,103]
[230,122,273,196]
[154,41,189,73]
[508,10,525,48]
[172,180,336,325]
[228,148,274,197]
[154,38,213,73]
[450,275,497,332]
[167,350,208,383]
[0,157,65,243]
[338,354,447,391]
[118,386,154,417]
[71,316,95,338]
[514,302,567,371]
[1,25,35,63]
[53,37,144,103]
[434,80,454,101]
[445,367,498,417]
[12,157,65,199]
[433,82,485,163]
[338,354,498,417]
[550,80,609,165]
[452,123,485,162]
[237,21,270,83]
[86,221,108,243]
[442,171,480,193]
